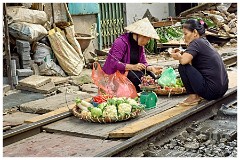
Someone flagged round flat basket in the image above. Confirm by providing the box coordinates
[72,105,142,123]
[154,87,186,95]
[139,84,156,91]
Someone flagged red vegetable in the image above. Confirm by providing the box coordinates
[92,95,113,103]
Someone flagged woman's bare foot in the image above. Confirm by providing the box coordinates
[183,94,201,103]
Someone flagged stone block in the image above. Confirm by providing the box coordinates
[3,111,39,127]
[18,75,51,88]
[21,55,31,60]
[80,84,98,94]
[16,40,30,48]
[22,60,31,65]
[16,69,33,77]
[16,81,56,94]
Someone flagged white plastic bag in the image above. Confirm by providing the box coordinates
[33,42,53,63]
[7,7,48,25]
[9,22,48,42]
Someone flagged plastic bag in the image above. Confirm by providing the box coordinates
[9,22,48,42]
[92,62,137,98]
[157,67,176,87]
[7,7,48,25]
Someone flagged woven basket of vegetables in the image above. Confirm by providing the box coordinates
[72,97,144,123]
[153,86,186,95]
[140,75,186,96]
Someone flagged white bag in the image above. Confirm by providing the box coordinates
[7,7,48,25]
[9,22,48,42]
[48,29,84,76]
[33,42,52,63]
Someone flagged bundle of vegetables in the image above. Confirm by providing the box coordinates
[156,26,184,43]
[145,38,155,53]
[175,78,184,88]
[74,97,144,122]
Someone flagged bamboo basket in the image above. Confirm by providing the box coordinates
[72,105,142,123]
[153,87,186,95]
[140,85,186,95]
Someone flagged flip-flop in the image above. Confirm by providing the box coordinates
[176,98,203,107]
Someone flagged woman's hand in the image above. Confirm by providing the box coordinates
[147,66,163,75]
[134,63,146,71]
[125,63,146,71]
[171,52,182,60]
[171,48,183,60]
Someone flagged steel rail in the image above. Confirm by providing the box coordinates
[95,87,237,157]
[3,111,72,146]
[223,55,237,67]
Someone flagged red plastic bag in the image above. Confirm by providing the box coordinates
[92,62,137,98]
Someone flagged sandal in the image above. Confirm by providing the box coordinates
[176,98,203,107]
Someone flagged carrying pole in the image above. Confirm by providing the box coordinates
[3,3,13,89]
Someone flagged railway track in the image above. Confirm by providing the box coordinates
[223,55,237,67]
[3,87,237,157]
[3,54,237,157]
[95,87,237,157]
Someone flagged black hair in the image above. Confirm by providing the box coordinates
[182,19,208,36]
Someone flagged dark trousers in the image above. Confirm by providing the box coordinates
[127,70,156,92]
[178,64,226,101]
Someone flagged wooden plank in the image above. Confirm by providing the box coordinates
[152,20,177,27]
[43,116,121,139]
[109,104,196,138]
[179,3,215,17]
[18,75,51,88]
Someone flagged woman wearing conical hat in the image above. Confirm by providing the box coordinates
[102,18,162,92]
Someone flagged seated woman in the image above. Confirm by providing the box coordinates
[102,18,162,92]
[171,19,229,106]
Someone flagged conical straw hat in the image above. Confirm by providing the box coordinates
[124,18,159,40]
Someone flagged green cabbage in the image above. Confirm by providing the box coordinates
[91,107,102,118]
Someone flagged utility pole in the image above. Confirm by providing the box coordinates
[3,3,13,89]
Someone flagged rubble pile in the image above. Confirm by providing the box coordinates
[3,3,91,93]
[185,3,237,39]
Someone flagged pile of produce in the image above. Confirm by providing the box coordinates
[141,75,155,86]
[73,96,145,123]
[140,75,186,95]
[156,26,184,43]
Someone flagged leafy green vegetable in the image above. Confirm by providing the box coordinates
[145,38,155,53]
[97,102,107,110]
[91,107,102,118]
